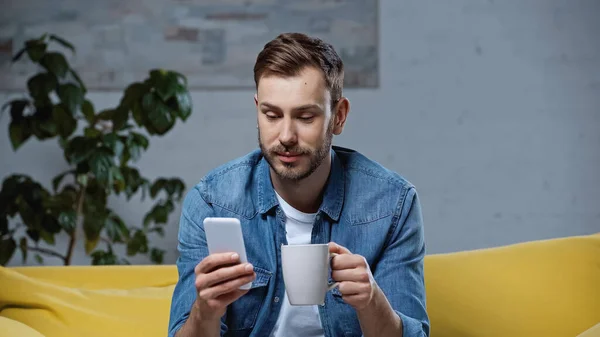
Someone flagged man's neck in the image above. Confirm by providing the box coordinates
[271,155,332,214]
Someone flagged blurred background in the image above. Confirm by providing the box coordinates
[0,0,599,267]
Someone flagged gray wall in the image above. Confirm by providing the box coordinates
[1,0,599,266]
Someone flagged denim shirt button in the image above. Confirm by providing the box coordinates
[274,296,280,303]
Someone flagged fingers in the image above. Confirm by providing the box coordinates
[331,253,366,270]
[214,288,250,305]
[331,268,370,283]
[340,292,371,309]
[198,272,256,300]
[338,281,371,296]
[199,288,251,318]
[205,263,255,288]
[196,262,254,290]
[195,252,241,274]
[328,242,351,255]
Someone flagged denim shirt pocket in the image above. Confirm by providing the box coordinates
[226,266,272,332]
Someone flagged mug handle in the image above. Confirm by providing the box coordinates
[327,252,340,291]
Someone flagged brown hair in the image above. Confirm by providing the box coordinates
[253,32,344,107]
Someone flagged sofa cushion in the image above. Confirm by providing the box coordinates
[0,265,177,337]
[0,316,46,337]
[1,234,598,337]
[577,323,600,337]
[424,233,600,337]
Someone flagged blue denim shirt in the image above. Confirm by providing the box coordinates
[168,146,430,337]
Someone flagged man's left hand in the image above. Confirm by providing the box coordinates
[329,242,378,311]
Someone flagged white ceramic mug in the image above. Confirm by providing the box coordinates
[281,243,339,306]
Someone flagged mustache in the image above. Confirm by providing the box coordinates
[269,144,310,155]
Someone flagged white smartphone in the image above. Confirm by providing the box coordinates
[203,217,252,290]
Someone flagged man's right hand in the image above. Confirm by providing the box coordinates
[176,253,255,337]
[193,252,256,322]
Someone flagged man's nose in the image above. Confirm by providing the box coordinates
[279,118,297,147]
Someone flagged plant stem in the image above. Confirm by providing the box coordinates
[27,246,67,262]
[65,181,86,265]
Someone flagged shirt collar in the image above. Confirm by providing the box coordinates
[257,149,345,221]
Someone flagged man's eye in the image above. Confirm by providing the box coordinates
[265,113,278,119]
[298,116,314,122]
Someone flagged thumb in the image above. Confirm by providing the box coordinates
[328,242,351,255]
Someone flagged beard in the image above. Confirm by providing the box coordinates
[259,120,334,182]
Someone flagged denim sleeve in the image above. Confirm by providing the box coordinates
[373,186,430,337]
[167,184,228,337]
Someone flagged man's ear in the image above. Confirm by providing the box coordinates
[254,93,259,107]
[332,97,350,135]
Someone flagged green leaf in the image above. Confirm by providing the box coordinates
[51,170,73,191]
[91,250,118,265]
[126,132,149,162]
[39,229,55,245]
[44,213,62,234]
[12,47,27,63]
[27,73,57,99]
[84,127,102,138]
[34,254,43,264]
[58,136,68,149]
[30,113,58,139]
[126,229,148,256]
[50,185,78,208]
[3,99,30,121]
[19,237,28,263]
[148,226,165,236]
[9,119,31,150]
[173,71,188,87]
[69,69,87,94]
[150,178,167,198]
[149,178,184,200]
[174,90,192,121]
[58,210,77,233]
[83,179,108,211]
[57,83,84,115]
[103,133,124,158]
[65,136,97,165]
[25,40,47,62]
[49,34,75,53]
[0,217,8,235]
[0,238,17,265]
[83,213,105,254]
[120,83,147,126]
[40,52,69,78]
[150,248,164,264]
[142,93,175,135]
[149,69,179,101]
[88,149,114,184]
[81,100,95,123]
[85,238,99,255]
[120,166,147,199]
[1,175,22,205]
[52,105,77,139]
[111,107,130,131]
[143,199,175,227]
[77,174,88,187]
[25,229,39,242]
[95,109,115,121]
[105,214,129,243]
[109,167,125,193]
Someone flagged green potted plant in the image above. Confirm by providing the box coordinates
[0,33,192,266]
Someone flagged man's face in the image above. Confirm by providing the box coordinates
[255,67,335,181]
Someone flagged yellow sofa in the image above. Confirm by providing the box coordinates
[1,233,599,337]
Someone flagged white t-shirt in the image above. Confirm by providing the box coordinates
[269,192,325,337]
